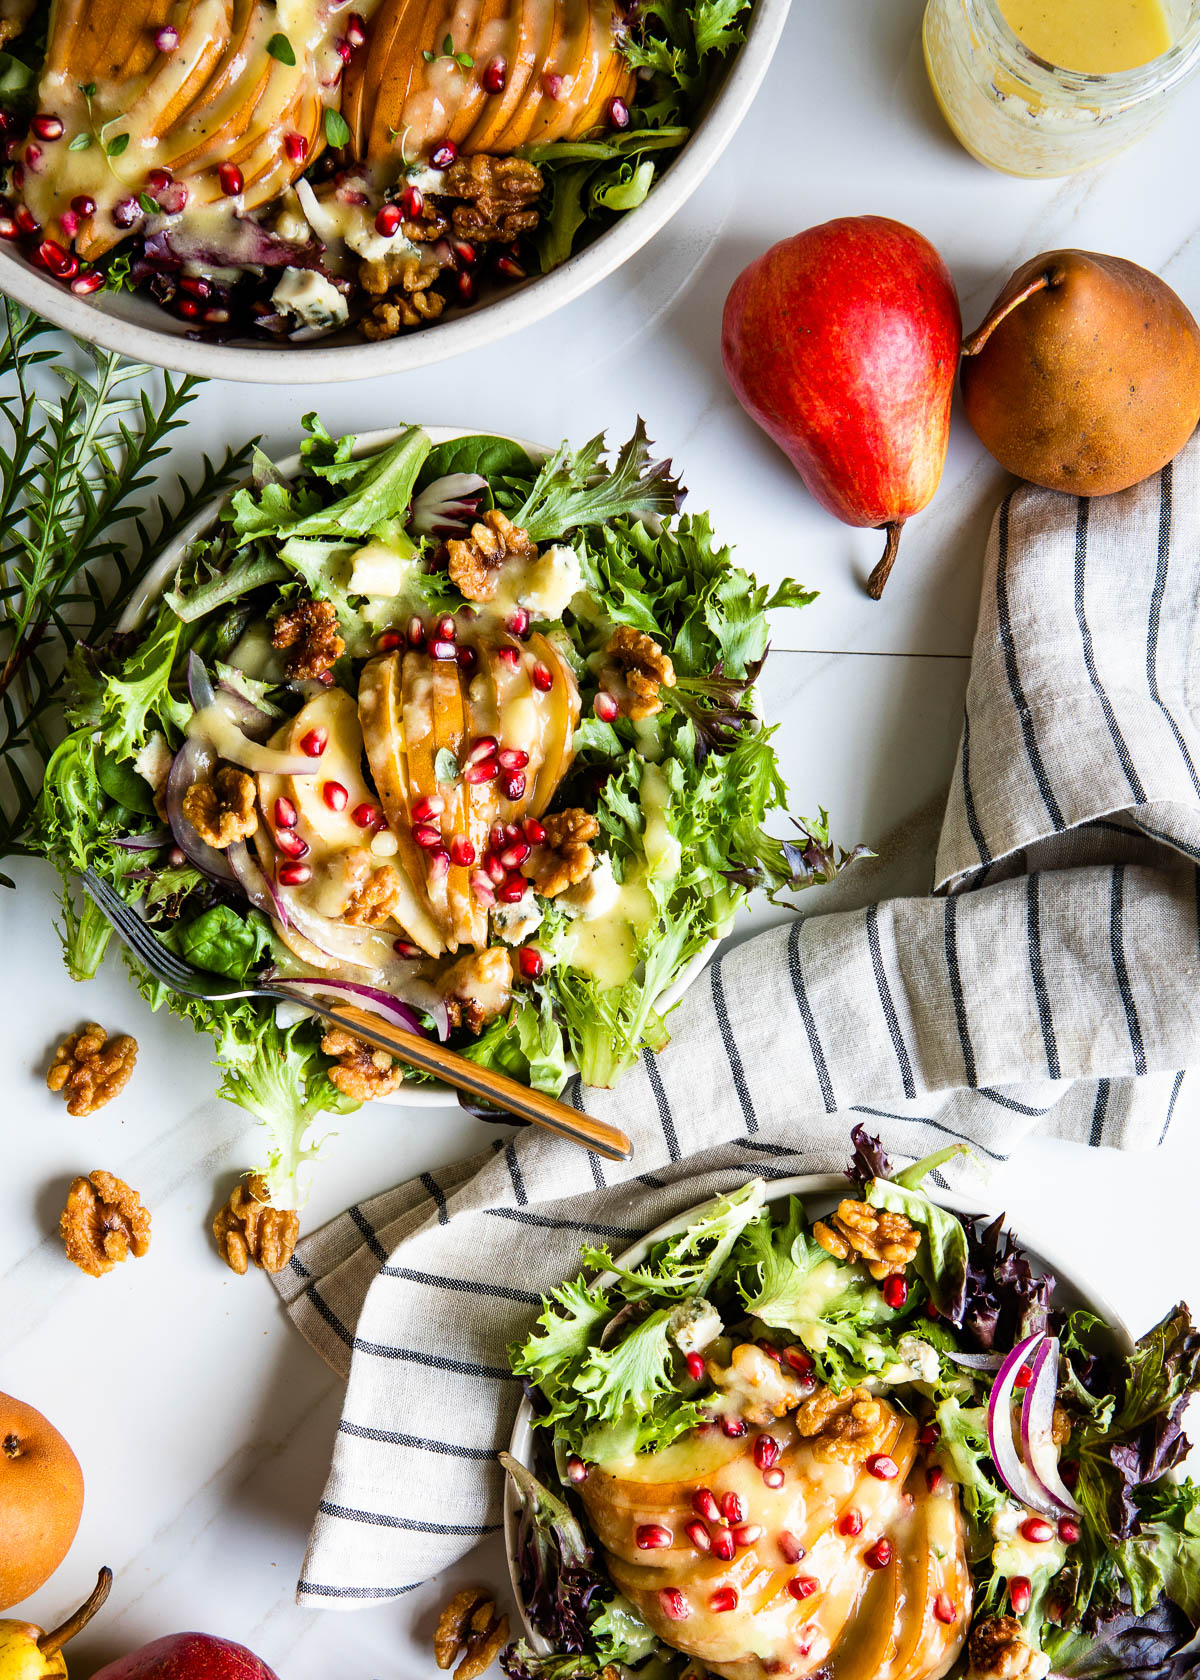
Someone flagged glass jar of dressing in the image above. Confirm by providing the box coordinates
[923,0,1200,175]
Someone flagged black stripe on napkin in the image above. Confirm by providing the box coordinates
[865,905,915,1098]
[849,1103,1006,1162]
[1109,863,1146,1074]
[298,1582,419,1599]
[319,1500,500,1536]
[997,494,1064,831]
[1025,874,1061,1079]
[710,950,759,1134]
[1073,499,1146,803]
[644,1050,680,1161]
[787,921,835,1112]
[959,708,992,867]
[1089,1079,1110,1147]
[1147,464,1200,795]
[379,1264,542,1304]
[339,1420,498,1460]
[944,896,977,1087]
[421,1171,450,1225]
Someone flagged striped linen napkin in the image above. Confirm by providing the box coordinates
[273,433,1200,1605]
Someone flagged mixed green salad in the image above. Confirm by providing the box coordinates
[22,409,859,1205]
[502,1130,1200,1680]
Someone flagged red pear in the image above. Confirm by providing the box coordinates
[90,1632,280,1679]
[721,216,962,597]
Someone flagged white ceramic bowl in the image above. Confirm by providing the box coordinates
[118,424,722,1103]
[504,1174,1132,1656]
[0,0,791,383]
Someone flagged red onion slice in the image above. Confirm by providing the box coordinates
[270,976,442,1041]
[985,1331,1063,1519]
[1020,1337,1082,1516]
[186,651,316,775]
[410,472,487,538]
[942,1348,1006,1371]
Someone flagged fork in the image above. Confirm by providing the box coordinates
[81,869,632,1162]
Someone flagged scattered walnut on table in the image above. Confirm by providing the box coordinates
[434,1588,509,1680]
[599,625,676,720]
[446,510,537,602]
[813,1197,921,1280]
[320,1025,404,1101]
[182,764,259,849]
[443,154,543,243]
[213,1173,299,1276]
[271,597,344,679]
[522,808,598,898]
[440,947,514,1036]
[60,1169,151,1278]
[46,1022,138,1117]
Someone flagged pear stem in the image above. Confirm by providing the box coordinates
[866,522,903,599]
[962,272,1052,357]
[38,1567,113,1657]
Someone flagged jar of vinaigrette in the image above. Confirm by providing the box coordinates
[923,0,1200,174]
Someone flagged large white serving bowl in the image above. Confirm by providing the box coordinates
[118,424,722,1104]
[0,0,790,383]
[504,1174,1133,1657]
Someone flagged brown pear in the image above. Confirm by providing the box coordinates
[960,249,1200,496]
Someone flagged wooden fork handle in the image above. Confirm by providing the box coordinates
[320,1002,633,1162]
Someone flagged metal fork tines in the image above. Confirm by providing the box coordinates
[82,869,248,999]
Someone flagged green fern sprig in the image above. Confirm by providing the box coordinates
[0,299,255,870]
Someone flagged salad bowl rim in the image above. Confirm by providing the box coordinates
[0,0,793,385]
[503,1171,1133,1656]
[115,421,724,1106]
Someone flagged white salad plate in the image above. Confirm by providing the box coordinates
[118,424,723,1106]
[0,0,791,383]
[503,1173,1133,1656]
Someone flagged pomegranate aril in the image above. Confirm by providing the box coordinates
[523,818,546,844]
[708,1588,738,1615]
[470,870,496,905]
[58,209,79,238]
[933,1594,957,1625]
[334,33,352,59]
[565,1455,587,1483]
[544,70,564,98]
[787,1575,818,1601]
[351,802,381,827]
[608,96,631,128]
[168,845,186,867]
[498,747,529,770]
[506,607,530,636]
[393,938,421,957]
[177,300,200,322]
[430,140,458,168]
[762,1467,785,1489]
[218,162,244,196]
[274,797,299,829]
[321,781,349,812]
[778,1532,806,1565]
[457,271,477,305]
[732,1523,763,1547]
[692,1488,721,1524]
[1015,1364,1034,1390]
[147,167,174,193]
[70,270,102,294]
[37,238,76,278]
[1009,1576,1032,1615]
[179,274,210,299]
[31,114,64,141]
[494,253,525,281]
[753,1435,779,1471]
[276,829,310,860]
[1020,1516,1054,1544]
[464,759,499,786]
[721,1415,746,1438]
[517,946,543,980]
[926,1466,944,1492]
[758,1339,782,1363]
[1057,1517,1081,1544]
[481,55,507,92]
[70,193,95,217]
[375,630,402,654]
[500,769,526,800]
[155,24,180,49]
[456,645,478,675]
[284,131,308,163]
[429,638,457,661]
[866,1454,899,1481]
[882,1274,908,1309]
[635,1523,672,1550]
[593,690,619,723]
[918,1421,941,1446]
[375,203,402,237]
[684,1518,711,1553]
[837,1509,863,1537]
[408,615,426,648]
[485,855,507,886]
[864,1538,892,1569]
[278,861,311,886]
[497,646,521,669]
[465,736,498,767]
[451,237,476,266]
[719,1491,744,1524]
[23,145,41,174]
[783,1346,814,1375]
[658,1588,689,1622]
[300,728,328,757]
[498,875,526,903]
[15,203,38,236]
[499,840,530,868]
[531,661,554,692]
[685,1352,705,1382]
[711,1529,736,1561]
[346,11,367,45]
[0,214,15,241]
[414,823,442,849]
[112,196,140,228]
[427,847,450,880]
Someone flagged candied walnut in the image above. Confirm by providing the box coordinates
[968,1618,1051,1680]
[794,1382,892,1462]
[813,1197,921,1280]
[46,1022,138,1118]
[710,1342,815,1427]
[213,1173,299,1276]
[443,154,543,243]
[60,1169,151,1278]
[445,509,537,602]
[600,625,677,720]
[271,597,344,679]
[440,946,514,1035]
[360,254,445,338]
[321,1025,404,1101]
[182,765,259,849]
[1051,1403,1071,1447]
[522,807,599,898]
[344,859,407,927]
[434,1589,510,1680]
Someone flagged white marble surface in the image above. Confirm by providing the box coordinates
[5,0,1200,1672]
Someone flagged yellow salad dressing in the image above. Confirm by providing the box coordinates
[998,0,1172,73]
